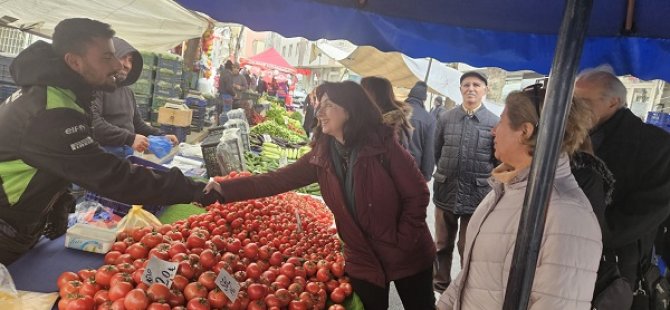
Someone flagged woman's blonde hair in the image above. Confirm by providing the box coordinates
[505,87,593,156]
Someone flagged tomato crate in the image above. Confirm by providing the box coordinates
[83,156,167,216]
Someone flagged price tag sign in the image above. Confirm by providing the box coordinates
[295,210,303,234]
[142,256,179,287]
[263,134,272,142]
[216,270,240,302]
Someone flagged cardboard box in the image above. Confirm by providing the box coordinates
[158,103,193,127]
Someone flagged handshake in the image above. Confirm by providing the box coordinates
[194,180,225,207]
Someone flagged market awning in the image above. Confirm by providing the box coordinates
[317,42,462,100]
[240,48,297,74]
[176,0,670,82]
[0,0,210,52]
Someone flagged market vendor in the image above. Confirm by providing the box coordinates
[0,18,212,265]
[91,37,178,157]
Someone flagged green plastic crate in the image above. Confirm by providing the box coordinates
[129,78,153,96]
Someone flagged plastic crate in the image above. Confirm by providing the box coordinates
[137,104,151,121]
[140,51,157,67]
[0,56,13,84]
[185,96,207,108]
[208,125,226,137]
[152,96,170,108]
[201,133,224,177]
[155,70,183,84]
[135,94,152,107]
[129,79,153,96]
[0,84,18,102]
[83,156,167,216]
[139,68,154,81]
[154,81,182,98]
[160,125,188,143]
[647,112,668,125]
[156,57,183,73]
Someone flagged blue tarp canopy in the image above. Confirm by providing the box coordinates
[176,0,670,82]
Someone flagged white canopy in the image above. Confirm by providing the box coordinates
[317,41,463,101]
[0,0,209,52]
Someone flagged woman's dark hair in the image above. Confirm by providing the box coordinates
[224,60,233,70]
[312,81,382,147]
[52,18,115,56]
[360,76,410,114]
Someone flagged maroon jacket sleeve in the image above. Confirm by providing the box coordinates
[386,138,431,248]
[218,151,318,202]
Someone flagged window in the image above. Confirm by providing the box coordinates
[282,46,286,56]
[289,45,293,57]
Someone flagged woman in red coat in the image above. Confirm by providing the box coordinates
[205,81,436,309]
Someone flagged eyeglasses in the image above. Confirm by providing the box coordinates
[523,83,543,128]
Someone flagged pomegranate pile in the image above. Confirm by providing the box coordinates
[56,172,354,310]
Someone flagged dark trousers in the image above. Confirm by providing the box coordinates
[350,268,435,310]
[433,208,471,293]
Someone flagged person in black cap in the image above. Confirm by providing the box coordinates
[430,96,447,121]
[405,81,436,181]
[432,71,499,293]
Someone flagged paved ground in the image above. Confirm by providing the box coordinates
[388,180,461,309]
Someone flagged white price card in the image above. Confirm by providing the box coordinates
[263,134,272,142]
[295,210,303,234]
[142,256,179,287]
[215,269,241,302]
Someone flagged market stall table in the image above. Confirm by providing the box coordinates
[7,235,104,293]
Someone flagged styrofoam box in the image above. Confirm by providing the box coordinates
[65,223,116,254]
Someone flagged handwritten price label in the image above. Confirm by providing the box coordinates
[295,210,303,234]
[215,269,240,302]
[142,256,179,287]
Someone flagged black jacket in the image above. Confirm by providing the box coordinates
[91,37,161,147]
[0,41,205,264]
[591,108,670,283]
[433,105,499,214]
[406,97,436,181]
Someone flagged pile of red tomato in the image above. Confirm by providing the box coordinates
[56,173,353,310]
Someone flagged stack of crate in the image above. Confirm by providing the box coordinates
[0,56,18,102]
[129,52,156,122]
[126,52,185,127]
[185,96,207,132]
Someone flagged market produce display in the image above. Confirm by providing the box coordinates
[250,102,307,144]
[250,122,305,144]
[244,153,321,197]
[55,172,354,309]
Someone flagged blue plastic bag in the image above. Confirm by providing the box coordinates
[148,135,173,158]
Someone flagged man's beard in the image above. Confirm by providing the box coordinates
[82,65,117,92]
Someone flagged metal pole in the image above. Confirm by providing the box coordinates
[502,0,593,309]
[424,58,433,82]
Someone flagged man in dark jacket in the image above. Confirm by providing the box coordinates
[91,37,177,157]
[406,81,436,181]
[0,18,210,265]
[430,96,447,121]
[432,71,499,293]
[575,67,670,293]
